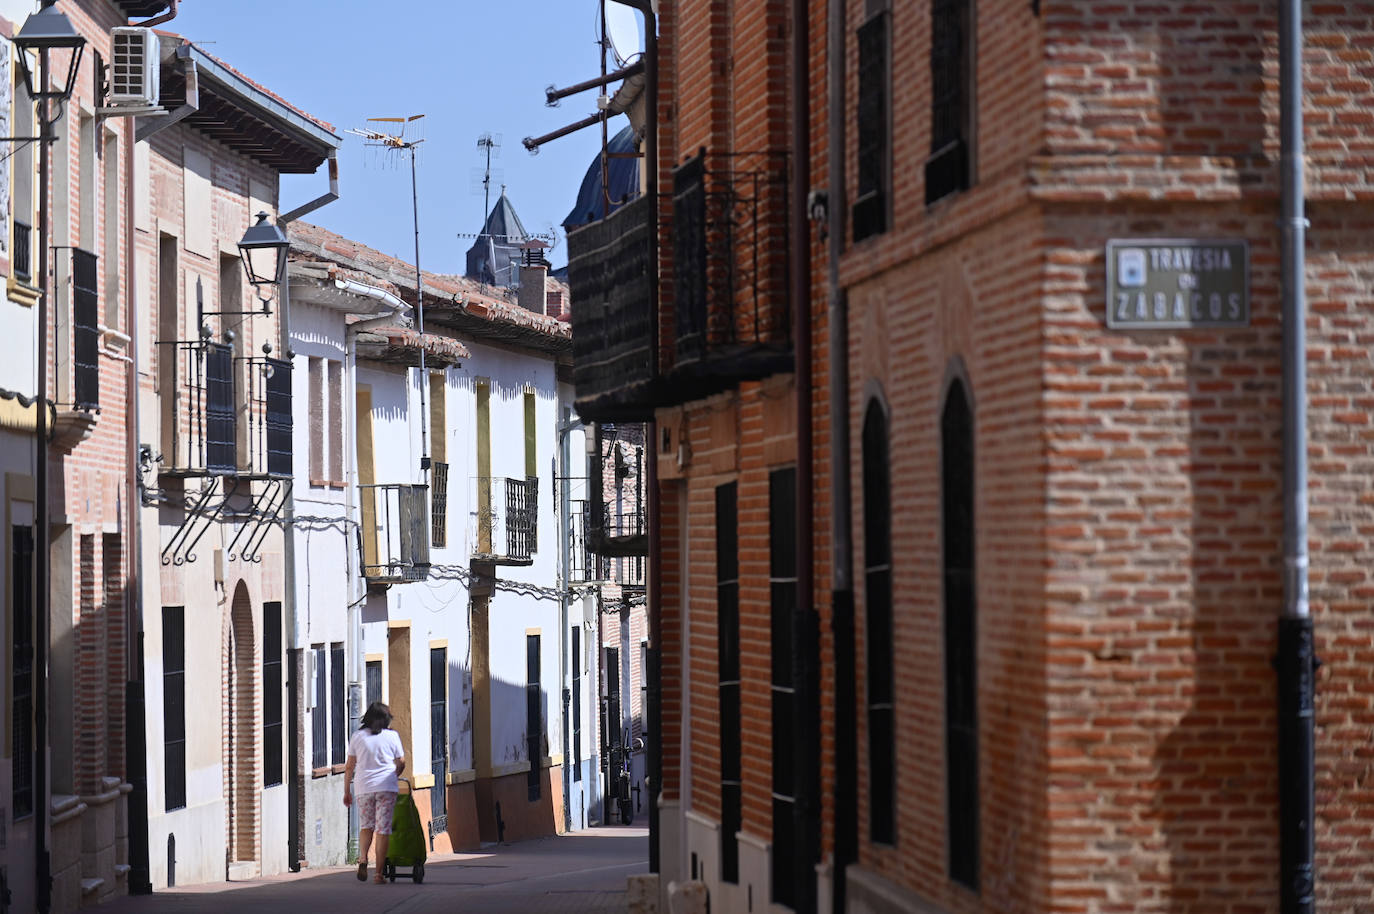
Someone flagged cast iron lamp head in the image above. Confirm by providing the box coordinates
[12,4,86,103]
[237,212,290,310]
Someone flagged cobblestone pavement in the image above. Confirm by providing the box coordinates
[99,825,648,914]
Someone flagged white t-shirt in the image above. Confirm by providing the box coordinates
[348,728,405,795]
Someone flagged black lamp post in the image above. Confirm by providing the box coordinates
[12,5,86,913]
[238,211,290,312]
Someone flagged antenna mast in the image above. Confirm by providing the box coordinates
[347,115,433,472]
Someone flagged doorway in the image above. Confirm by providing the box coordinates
[226,582,259,869]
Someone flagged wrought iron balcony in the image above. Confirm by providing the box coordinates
[568,500,609,584]
[568,500,646,586]
[566,193,657,421]
[359,483,431,583]
[158,339,237,476]
[472,476,538,565]
[667,150,793,403]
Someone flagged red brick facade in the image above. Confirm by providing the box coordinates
[645,0,1374,912]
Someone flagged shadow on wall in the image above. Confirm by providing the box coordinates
[1152,308,1281,911]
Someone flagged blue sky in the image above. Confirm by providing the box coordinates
[169,0,643,270]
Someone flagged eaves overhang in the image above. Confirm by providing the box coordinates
[161,40,340,173]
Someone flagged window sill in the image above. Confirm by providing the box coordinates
[8,277,39,307]
[332,763,346,775]
[311,766,332,779]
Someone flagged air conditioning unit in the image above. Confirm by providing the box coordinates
[110,27,160,107]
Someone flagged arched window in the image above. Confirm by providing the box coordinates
[862,401,895,844]
[942,379,978,890]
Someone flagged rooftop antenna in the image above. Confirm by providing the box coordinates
[347,114,433,474]
[476,132,502,232]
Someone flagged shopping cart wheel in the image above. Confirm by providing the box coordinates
[413,862,425,884]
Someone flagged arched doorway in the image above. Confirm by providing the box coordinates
[226,582,259,871]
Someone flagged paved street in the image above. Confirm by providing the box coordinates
[100,825,648,914]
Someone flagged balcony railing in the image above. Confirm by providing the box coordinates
[359,483,431,583]
[566,193,657,420]
[72,249,100,412]
[473,476,538,564]
[568,500,647,585]
[159,339,237,476]
[13,219,31,283]
[568,501,609,584]
[667,150,793,402]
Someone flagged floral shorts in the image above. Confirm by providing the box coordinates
[356,791,397,834]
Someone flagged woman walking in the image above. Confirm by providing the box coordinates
[343,701,406,884]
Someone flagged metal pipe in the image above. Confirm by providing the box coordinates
[1277,0,1314,909]
[133,0,178,30]
[547,60,644,106]
[789,1,820,910]
[35,46,52,914]
[123,98,153,897]
[409,147,430,473]
[826,0,855,908]
[523,112,605,153]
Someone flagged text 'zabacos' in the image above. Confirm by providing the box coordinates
[1105,238,1250,330]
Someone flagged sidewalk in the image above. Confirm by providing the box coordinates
[100,825,648,914]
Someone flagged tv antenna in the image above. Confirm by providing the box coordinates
[346,115,434,473]
[476,132,502,229]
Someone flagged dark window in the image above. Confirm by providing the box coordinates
[311,645,326,770]
[431,461,449,548]
[431,647,448,820]
[943,379,978,889]
[862,403,895,844]
[11,525,34,819]
[606,645,621,756]
[13,219,31,283]
[72,248,100,411]
[265,358,292,477]
[769,468,798,908]
[526,634,542,801]
[263,602,282,787]
[854,12,891,240]
[717,483,742,883]
[163,606,186,811]
[927,0,974,203]
[366,659,382,707]
[572,625,582,782]
[331,643,346,765]
[205,342,236,474]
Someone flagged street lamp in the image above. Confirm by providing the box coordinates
[238,211,290,310]
[13,4,86,101]
[11,6,86,914]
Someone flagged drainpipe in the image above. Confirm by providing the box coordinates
[123,104,153,898]
[825,0,855,908]
[607,0,661,874]
[1277,1,1314,912]
[34,45,52,914]
[788,0,820,911]
[558,411,581,833]
[277,155,340,870]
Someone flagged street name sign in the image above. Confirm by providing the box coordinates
[1105,238,1250,330]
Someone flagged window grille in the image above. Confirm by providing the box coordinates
[72,248,100,412]
[769,469,798,907]
[204,343,236,474]
[571,626,582,782]
[163,606,186,811]
[265,358,292,477]
[331,644,345,765]
[366,660,382,707]
[13,219,31,283]
[717,483,742,883]
[431,461,449,548]
[928,0,973,203]
[863,403,895,844]
[263,602,283,787]
[943,380,979,889]
[526,635,542,801]
[430,648,448,827]
[311,645,327,770]
[854,13,890,240]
